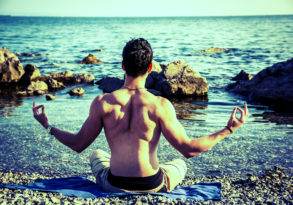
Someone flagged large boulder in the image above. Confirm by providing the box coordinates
[18,64,41,87]
[152,60,162,73]
[159,60,208,97]
[227,58,293,111]
[0,48,25,83]
[96,77,124,93]
[97,60,209,98]
[81,54,102,64]
[17,80,48,97]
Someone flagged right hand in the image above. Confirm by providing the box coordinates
[226,103,249,133]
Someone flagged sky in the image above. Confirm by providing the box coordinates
[0,0,292,17]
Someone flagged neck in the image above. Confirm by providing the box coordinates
[123,74,146,90]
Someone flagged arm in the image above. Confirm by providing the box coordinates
[32,96,104,153]
[158,98,248,158]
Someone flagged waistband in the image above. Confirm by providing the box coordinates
[107,169,164,191]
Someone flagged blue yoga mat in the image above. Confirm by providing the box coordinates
[0,176,221,201]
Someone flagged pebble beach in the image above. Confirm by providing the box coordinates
[0,166,292,204]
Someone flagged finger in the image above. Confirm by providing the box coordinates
[41,105,45,114]
[244,102,249,116]
[236,107,245,122]
[231,107,237,118]
[34,105,43,110]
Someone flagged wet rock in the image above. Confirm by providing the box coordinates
[81,49,102,53]
[147,89,161,96]
[48,71,74,85]
[145,71,162,88]
[201,47,229,54]
[152,60,162,73]
[262,112,293,125]
[81,54,101,64]
[73,73,95,84]
[16,91,28,97]
[97,60,208,98]
[18,64,41,88]
[16,52,42,57]
[231,70,253,81]
[47,71,95,85]
[45,94,56,101]
[45,78,65,91]
[27,81,48,96]
[227,58,293,112]
[96,77,124,93]
[160,60,208,97]
[68,87,85,96]
[0,48,25,83]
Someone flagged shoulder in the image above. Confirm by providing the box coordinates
[157,96,175,111]
[155,96,176,118]
[90,93,112,114]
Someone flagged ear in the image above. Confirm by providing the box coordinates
[122,62,125,71]
[147,63,152,73]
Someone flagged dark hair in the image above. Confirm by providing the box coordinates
[122,38,153,77]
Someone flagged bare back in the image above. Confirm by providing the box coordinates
[100,88,163,177]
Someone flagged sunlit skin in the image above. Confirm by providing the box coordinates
[32,62,249,178]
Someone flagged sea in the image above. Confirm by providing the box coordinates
[0,15,292,177]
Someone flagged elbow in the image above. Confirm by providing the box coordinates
[182,148,209,159]
[182,151,199,159]
[71,144,84,153]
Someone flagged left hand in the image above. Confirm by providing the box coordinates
[32,102,49,129]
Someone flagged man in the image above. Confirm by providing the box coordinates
[33,38,248,192]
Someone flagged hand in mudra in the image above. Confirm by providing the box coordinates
[227,103,249,133]
[32,102,49,129]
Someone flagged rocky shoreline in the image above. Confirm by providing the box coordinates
[0,167,291,204]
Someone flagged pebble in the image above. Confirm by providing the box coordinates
[0,167,291,204]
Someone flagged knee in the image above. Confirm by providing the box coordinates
[174,158,187,175]
[89,149,107,163]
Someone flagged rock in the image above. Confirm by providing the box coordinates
[68,87,85,96]
[201,47,229,54]
[262,112,293,125]
[152,60,162,73]
[96,77,124,93]
[45,94,56,101]
[18,64,41,87]
[26,81,48,96]
[81,54,101,64]
[48,71,74,84]
[145,71,162,88]
[0,48,25,83]
[147,89,161,96]
[81,49,102,53]
[160,60,208,97]
[16,91,28,97]
[227,58,293,111]
[231,70,253,81]
[97,60,208,98]
[47,71,95,85]
[16,52,42,57]
[45,78,65,91]
[73,73,95,84]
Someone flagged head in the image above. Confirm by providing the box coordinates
[122,38,153,78]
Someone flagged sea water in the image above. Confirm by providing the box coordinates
[0,16,292,176]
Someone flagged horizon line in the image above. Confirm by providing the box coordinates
[0,14,293,18]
